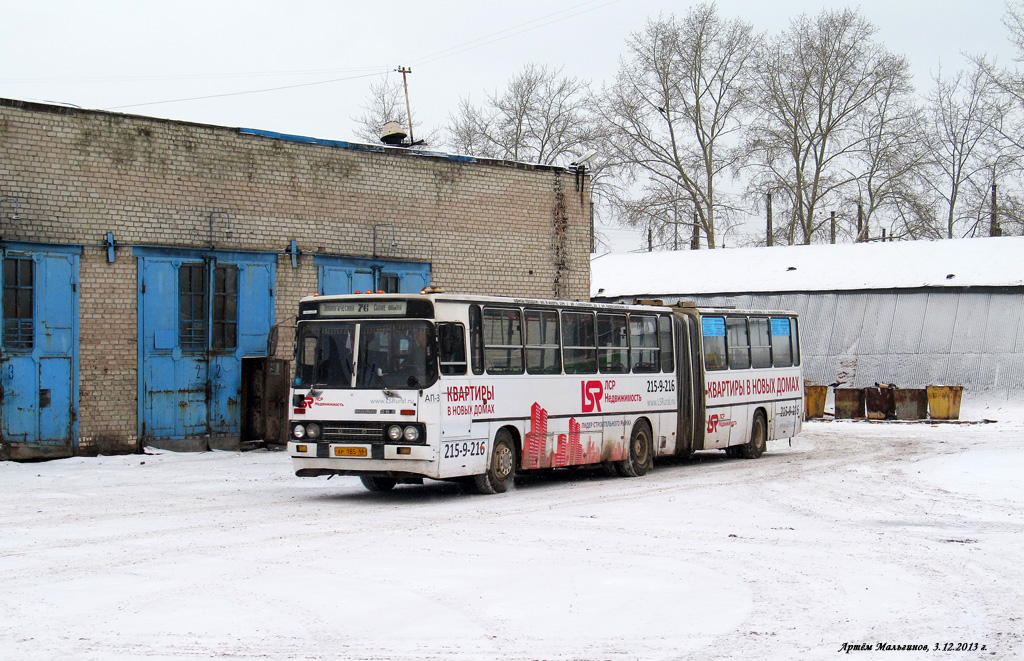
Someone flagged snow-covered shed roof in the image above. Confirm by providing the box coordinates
[591,236,1024,299]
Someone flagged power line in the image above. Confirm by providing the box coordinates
[0,66,388,85]
[79,0,623,111]
[410,0,623,66]
[105,70,389,110]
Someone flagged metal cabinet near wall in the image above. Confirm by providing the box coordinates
[0,243,80,460]
[136,248,275,451]
[316,255,431,295]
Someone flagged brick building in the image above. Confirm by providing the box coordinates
[0,98,592,460]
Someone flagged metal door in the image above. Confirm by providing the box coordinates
[0,245,80,460]
[137,249,275,450]
[316,256,431,295]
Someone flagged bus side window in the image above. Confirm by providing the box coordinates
[597,313,628,373]
[792,317,801,366]
[749,317,772,369]
[702,316,727,371]
[770,317,793,367]
[561,311,597,374]
[437,323,467,376]
[482,307,524,375]
[658,315,674,373]
[629,314,659,373]
[726,317,750,370]
[525,308,561,374]
[469,305,484,375]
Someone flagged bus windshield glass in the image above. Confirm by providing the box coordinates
[296,320,436,390]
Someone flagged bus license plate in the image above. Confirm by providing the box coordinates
[334,447,368,457]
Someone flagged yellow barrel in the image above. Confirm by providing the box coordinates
[927,386,964,420]
[804,385,827,420]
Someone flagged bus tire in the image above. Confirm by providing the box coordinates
[616,421,653,477]
[360,476,397,492]
[741,412,767,459]
[473,429,516,494]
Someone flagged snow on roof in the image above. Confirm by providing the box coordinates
[591,236,1024,299]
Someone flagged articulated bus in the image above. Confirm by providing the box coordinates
[287,292,802,494]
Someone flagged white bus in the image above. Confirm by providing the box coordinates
[287,292,802,493]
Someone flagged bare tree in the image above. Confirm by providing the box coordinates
[846,73,927,241]
[447,64,598,165]
[975,2,1024,155]
[921,66,1001,238]
[748,9,910,244]
[599,5,758,249]
[352,76,439,145]
[971,1,1024,236]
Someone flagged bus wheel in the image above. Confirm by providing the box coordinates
[360,476,397,492]
[741,412,767,459]
[473,429,516,494]
[616,421,653,477]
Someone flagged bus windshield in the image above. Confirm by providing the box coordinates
[296,320,436,391]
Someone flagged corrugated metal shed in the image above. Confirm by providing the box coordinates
[591,237,1024,298]
[591,239,1024,402]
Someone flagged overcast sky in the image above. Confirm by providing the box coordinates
[2,0,1017,251]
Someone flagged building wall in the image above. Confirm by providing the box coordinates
[600,289,1024,404]
[0,99,592,455]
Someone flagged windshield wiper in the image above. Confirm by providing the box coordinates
[368,365,397,398]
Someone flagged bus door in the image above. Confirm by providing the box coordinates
[436,319,473,446]
[674,313,705,455]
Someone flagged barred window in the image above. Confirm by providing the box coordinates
[212,265,238,350]
[3,257,33,350]
[179,263,207,351]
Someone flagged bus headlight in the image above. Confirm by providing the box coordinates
[403,426,420,442]
[305,423,322,440]
[387,425,403,441]
[292,424,306,439]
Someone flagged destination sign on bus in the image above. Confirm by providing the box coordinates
[319,300,408,317]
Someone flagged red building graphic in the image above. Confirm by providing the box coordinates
[568,418,582,464]
[555,433,568,467]
[525,405,613,468]
[524,403,549,469]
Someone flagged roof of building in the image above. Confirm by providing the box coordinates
[591,236,1024,299]
[0,97,580,175]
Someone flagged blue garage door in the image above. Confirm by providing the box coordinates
[0,243,80,460]
[316,256,431,295]
[136,248,275,450]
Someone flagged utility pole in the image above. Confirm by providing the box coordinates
[690,212,700,250]
[991,183,1002,237]
[857,202,866,242]
[673,202,679,250]
[766,193,774,247]
[396,66,415,144]
[830,211,836,244]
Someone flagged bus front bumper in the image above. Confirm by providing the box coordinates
[288,441,438,478]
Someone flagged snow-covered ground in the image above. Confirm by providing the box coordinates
[2,418,1023,660]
